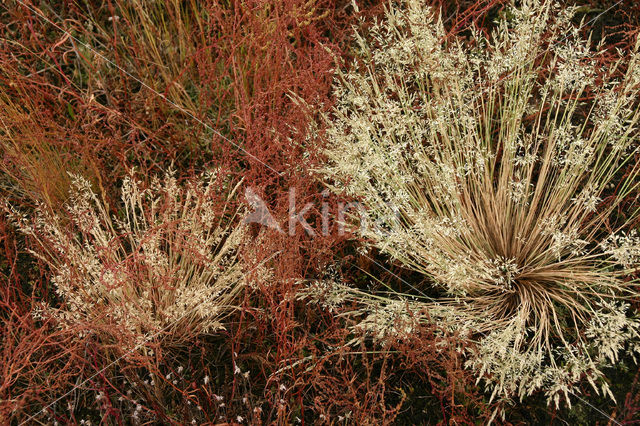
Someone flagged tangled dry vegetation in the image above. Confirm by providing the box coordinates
[2,0,640,424]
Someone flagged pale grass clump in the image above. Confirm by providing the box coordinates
[8,171,246,349]
[320,0,640,406]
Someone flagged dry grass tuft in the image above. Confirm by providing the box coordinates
[321,0,640,407]
[5,171,247,351]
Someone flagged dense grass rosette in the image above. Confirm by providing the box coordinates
[320,0,640,406]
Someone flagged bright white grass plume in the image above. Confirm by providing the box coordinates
[318,0,640,407]
[7,171,246,349]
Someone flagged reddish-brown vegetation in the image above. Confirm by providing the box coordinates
[1,0,639,424]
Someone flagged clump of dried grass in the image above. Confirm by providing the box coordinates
[320,0,640,407]
[6,171,246,350]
